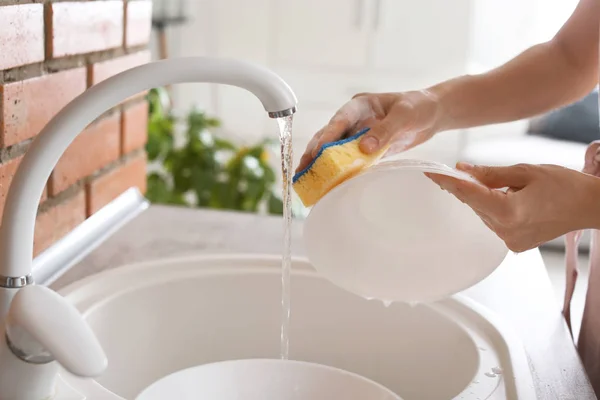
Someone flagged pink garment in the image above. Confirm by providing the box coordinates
[564,140,600,395]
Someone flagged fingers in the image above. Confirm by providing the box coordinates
[359,100,417,154]
[296,152,315,174]
[295,96,378,173]
[456,162,533,189]
[295,120,350,173]
[428,173,508,243]
[352,92,371,99]
[310,119,351,159]
[359,117,393,153]
[425,173,506,216]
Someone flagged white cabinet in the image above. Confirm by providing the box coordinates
[158,0,579,189]
[165,0,215,114]
[214,0,270,63]
[370,0,471,79]
[468,0,539,72]
[213,0,271,142]
[168,0,479,166]
[271,0,371,70]
[267,0,474,155]
[270,0,473,78]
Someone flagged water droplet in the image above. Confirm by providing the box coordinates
[364,296,374,301]
[492,366,503,375]
[485,372,497,378]
[473,380,479,384]
[408,301,419,307]
[478,346,487,351]
[382,300,392,307]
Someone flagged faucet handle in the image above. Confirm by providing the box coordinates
[6,285,107,377]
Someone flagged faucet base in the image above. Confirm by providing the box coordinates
[0,330,58,400]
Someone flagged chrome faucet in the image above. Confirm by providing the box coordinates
[0,57,297,399]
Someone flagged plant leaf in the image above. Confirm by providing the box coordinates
[268,192,284,215]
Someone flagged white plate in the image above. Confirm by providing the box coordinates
[136,359,401,400]
[303,158,508,303]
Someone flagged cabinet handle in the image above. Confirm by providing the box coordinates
[373,0,382,30]
[354,0,364,29]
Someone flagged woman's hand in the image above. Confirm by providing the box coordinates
[295,90,443,173]
[426,163,600,252]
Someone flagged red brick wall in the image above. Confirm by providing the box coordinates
[0,1,152,256]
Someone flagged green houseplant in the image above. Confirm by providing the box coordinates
[145,87,285,215]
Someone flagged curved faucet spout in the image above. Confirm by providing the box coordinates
[0,57,297,287]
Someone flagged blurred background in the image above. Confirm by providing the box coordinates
[146,0,583,214]
[145,0,591,325]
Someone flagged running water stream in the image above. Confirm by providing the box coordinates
[276,115,293,359]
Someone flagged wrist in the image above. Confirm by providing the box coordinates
[423,79,461,134]
[584,175,600,230]
[401,89,446,137]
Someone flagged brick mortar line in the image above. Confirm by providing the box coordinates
[41,147,146,208]
[0,140,31,163]
[46,44,149,73]
[0,86,3,136]
[121,96,149,111]
[0,1,43,6]
[0,1,120,7]
[37,181,82,214]
[43,1,52,60]
[122,0,127,48]
[1,45,149,83]
[89,147,146,181]
[0,100,136,164]
[0,1,145,11]
[93,105,123,123]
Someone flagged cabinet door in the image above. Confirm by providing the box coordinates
[212,0,272,142]
[369,0,472,78]
[167,0,214,114]
[271,0,371,69]
[214,0,270,62]
[469,0,536,72]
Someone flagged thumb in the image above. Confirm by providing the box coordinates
[359,117,395,154]
[458,163,532,189]
[359,110,418,154]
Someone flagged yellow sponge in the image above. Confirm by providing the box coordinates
[292,128,388,207]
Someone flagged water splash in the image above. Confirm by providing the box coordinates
[484,372,497,378]
[492,366,503,375]
[277,115,294,360]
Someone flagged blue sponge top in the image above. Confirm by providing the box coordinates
[292,127,370,184]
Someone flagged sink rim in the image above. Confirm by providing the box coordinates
[58,253,536,399]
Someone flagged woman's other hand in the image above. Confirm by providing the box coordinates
[426,163,600,252]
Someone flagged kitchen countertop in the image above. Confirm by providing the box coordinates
[52,205,595,399]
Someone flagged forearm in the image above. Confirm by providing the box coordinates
[429,43,594,131]
[578,174,600,231]
[427,0,599,133]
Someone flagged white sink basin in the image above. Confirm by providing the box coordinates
[58,254,535,400]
